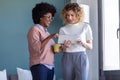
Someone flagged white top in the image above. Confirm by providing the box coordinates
[59,22,93,52]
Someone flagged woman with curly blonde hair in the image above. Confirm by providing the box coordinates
[59,2,93,80]
[61,2,84,24]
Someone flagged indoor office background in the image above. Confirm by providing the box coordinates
[0,0,99,80]
[0,0,98,80]
[0,0,65,79]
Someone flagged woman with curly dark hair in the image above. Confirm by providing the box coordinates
[27,2,58,80]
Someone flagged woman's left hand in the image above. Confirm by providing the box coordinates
[76,39,85,46]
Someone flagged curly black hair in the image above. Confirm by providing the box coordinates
[32,2,56,24]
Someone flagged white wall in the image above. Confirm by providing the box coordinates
[88,0,98,80]
[71,0,99,80]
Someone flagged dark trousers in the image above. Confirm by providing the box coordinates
[30,64,54,80]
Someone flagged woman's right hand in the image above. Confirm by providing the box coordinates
[63,40,72,48]
[50,33,58,39]
[60,40,72,52]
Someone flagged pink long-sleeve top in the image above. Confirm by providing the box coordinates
[27,24,55,67]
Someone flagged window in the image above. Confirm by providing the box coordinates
[102,0,120,70]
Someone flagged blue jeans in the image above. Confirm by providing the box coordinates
[30,64,54,80]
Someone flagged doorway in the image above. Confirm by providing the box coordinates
[98,0,120,80]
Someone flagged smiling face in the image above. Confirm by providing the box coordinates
[65,10,79,24]
[40,12,53,28]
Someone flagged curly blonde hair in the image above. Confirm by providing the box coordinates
[61,3,84,24]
